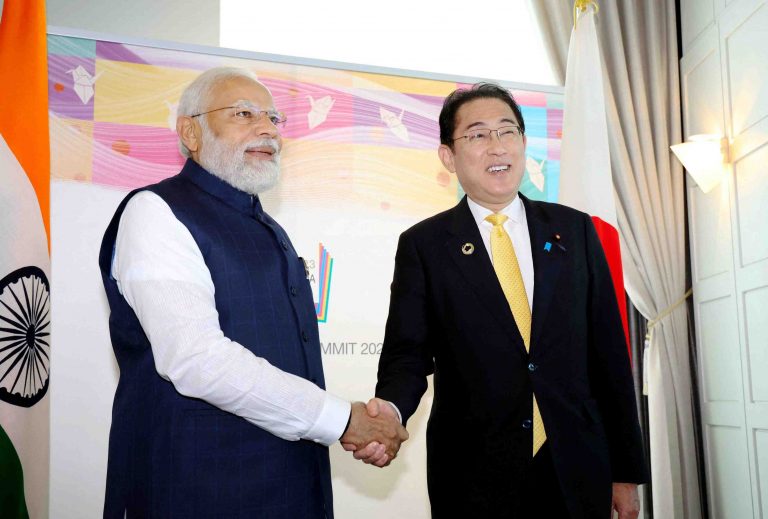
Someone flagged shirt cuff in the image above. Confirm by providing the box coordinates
[304,393,351,446]
[386,401,403,424]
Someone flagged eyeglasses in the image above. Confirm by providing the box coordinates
[453,125,523,146]
[190,102,287,128]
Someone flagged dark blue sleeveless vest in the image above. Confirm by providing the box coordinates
[98,159,333,519]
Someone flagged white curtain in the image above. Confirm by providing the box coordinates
[529,2,701,518]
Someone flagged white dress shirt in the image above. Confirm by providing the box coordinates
[467,195,535,311]
[111,190,350,446]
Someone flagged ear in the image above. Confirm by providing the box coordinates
[177,116,200,155]
[438,144,456,174]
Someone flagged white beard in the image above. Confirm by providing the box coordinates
[197,122,281,195]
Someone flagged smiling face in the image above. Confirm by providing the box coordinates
[438,97,527,212]
[178,76,283,194]
[197,76,282,160]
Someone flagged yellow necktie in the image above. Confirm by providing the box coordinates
[485,213,546,456]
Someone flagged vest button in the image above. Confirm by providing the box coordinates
[522,419,532,429]
[528,362,537,372]
[290,286,297,296]
[301,330,308,342]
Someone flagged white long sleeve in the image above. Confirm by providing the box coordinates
[111,190,350,446]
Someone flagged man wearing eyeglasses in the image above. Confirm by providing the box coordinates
[357,83,647,518]
[98,67,407,519]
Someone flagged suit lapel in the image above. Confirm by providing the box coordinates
[444,197,527,354]
[522,196,564,350]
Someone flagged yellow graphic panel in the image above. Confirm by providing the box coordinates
[93,61,198,128]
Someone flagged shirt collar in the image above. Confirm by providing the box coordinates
[467,194,525,228]
[178,158,264,216]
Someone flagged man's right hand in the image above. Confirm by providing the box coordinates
[340,400,408,467]
[341,398,405,467]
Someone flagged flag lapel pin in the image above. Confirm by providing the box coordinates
[553,233,567,251]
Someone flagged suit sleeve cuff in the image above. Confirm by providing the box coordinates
[304,393,351,446]
[386,401,403,424]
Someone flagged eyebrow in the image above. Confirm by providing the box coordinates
[463,117,519,130]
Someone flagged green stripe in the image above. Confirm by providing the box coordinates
[0,424,29,519]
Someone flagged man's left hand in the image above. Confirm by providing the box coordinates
[612,482,640,519]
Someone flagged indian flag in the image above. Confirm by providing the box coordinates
[0,1,51,517]
[559,2,630,355]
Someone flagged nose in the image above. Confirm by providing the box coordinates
[252,114,280,139]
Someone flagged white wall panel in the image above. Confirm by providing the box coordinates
[756,429,768,517]
[685,53,724,136]
[682,28,725,137]
[699,297,744,402]
[733,144,768,266]
[744,288,768,403]
[708,425,755,518]
[682,0,716,53]
[690,183,733,280]
[724,2,768,136]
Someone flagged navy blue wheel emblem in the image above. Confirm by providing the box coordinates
[0,266,50,407]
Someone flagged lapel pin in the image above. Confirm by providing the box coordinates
[544,242,552,252]
[552,233,567,251]
[461,243,475,255]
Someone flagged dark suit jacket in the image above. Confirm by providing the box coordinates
[376,195,647,518]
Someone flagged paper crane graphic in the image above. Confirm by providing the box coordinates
[379,107,410,142]
[66,66,103,104]
[526,156,546,192]
[164,100,179,131]
[306,95,335,129]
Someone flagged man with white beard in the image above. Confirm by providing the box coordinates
[97,67,407,519]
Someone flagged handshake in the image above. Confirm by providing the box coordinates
[339,398,409,468]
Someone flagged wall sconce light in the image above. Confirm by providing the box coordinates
[670,134,730,193]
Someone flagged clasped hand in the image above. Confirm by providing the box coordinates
[340,398,408,467]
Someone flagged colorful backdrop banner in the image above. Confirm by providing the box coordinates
[48,34,563,323]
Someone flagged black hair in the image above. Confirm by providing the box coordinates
[438,83,526,147]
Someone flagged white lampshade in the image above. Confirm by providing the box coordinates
[670,134,729,193]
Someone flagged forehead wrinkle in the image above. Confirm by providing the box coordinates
[211,77,274,107]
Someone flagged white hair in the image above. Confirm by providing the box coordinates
[177,66,260,158]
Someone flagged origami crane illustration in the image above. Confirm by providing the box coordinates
[306,95,335,129]
[526,156,546,192]
[379,107,409,142]
[164,100,179,131]
[66,66,103,104]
